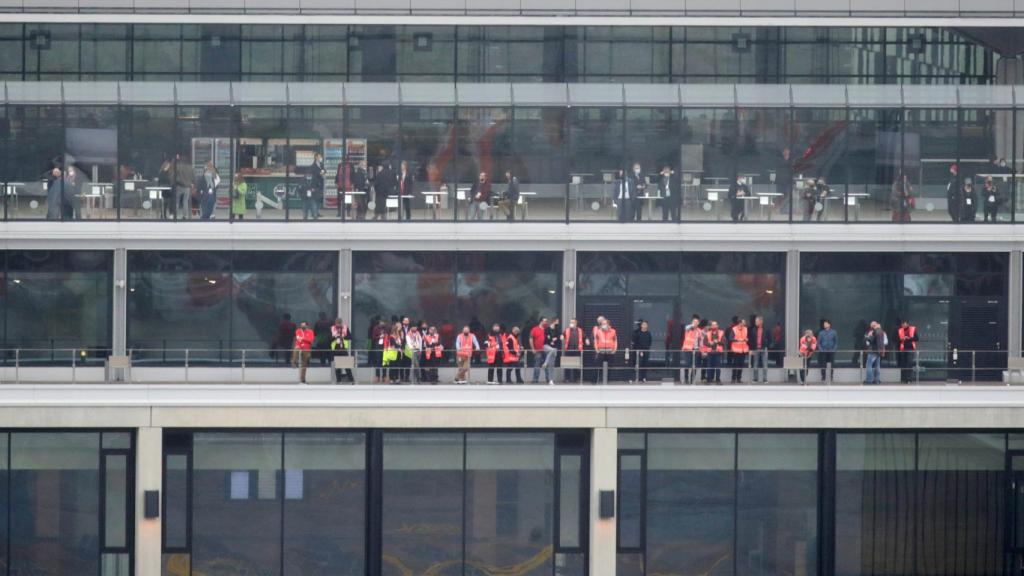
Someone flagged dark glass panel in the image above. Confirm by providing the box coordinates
[163,453,189,550]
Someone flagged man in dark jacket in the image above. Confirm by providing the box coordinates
[658,166,679,221]
[631,320,652,383]
[863,321,885,385]
[946,163,961,222]
[398,160,414,221]
[750,315,772,384]
[468,171,491,220]
[373,162,394,221]
[728,175,749,222]
[817,319,838,382]
[499,171,520,221]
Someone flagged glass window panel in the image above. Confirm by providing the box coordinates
[618,453,643,550]
[118,106,177,220]
[835,433,915,576]
[457,107,512,220]
[4,105,64,220]
[382,433,463,576]
[791,108,848,222]
[304,26,348,81]
[398,106,456,221]
[102,432,131,450]
[163,453,189,550]
[513,107,567,220]
[162,553,190,576]
[916,433,1005,575]
[0,434,8,572]
[960,108,1013,223]
[237,107,286,221]
[618,432,644,450]
[283,433,366,576]
[101,552,131,576]
[736,108,791,222]
[133,25,183,79]
[6,250,113,364]
[192,432,282,576]
[616,552,645,576]
[554,552,586,576]
[737,434,818,576]
[466,433,554,574]
[646,433,735,576]
[396,26,455,81]
[680,108,737,222]
[847,109,903,223]
[80,25,128,80]
[288,107,344,222]
[569,107,623,222]
[905,108,960,222]
[103,454,128,549]
[559,453,582,549]
[65,106,118,220]
[11,432,101,576]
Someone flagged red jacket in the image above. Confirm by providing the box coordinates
[294,328,314,351]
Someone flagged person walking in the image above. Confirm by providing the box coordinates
[728,175,749,222]
[593,318,618,384]
[455,325,480,384]
[817,319,838,383]
[799,329,817,384]
[702,321,725,384]
[631,319,652,383]
[562,318,586,384]
[504,327,525,384]
[292,321,315,384]
[863,321,885,385]
[728,318,749,384]
[528,318,548,384]
[897,319,919,384]
[750,316,771,384]
[681,315,703,384]
[330,318,353,383]
[485,324,505,384]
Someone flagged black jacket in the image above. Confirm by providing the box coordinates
[632,329,652,351]
[503,177,520,203]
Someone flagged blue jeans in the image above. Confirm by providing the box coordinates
[680,350,700,382]
[865,352,881,384]
[531,350,547,383]
[752,349,768,382]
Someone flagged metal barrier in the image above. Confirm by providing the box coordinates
[0,346,1015,385]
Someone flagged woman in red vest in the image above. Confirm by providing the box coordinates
[422,326,444,384]
[799,329,818,384]
[504,326,525,384]
[485,324,505,384]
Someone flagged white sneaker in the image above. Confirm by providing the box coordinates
[548,380,554,385]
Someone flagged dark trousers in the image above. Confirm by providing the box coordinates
[984,204,998,222]
[487,364,504,383]
[564,351,582,383]
[661,196,679,221]
[632,198,643,221]
[799,356,812,383]
[731,352,747,383]
[818,351,835,383]
[505,362,524,383]
[634,350,649,381]
[730,200,745,222]
[898,350,914,383]
[703,353,722,382]
[332,349,353,383]
[681,350,700,383]
[595,352,616,383]
[617,199,632,222]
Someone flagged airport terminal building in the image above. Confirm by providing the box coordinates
[1,1,1024,575]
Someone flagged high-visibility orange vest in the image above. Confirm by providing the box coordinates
[563,327,584,351]
[898,326,917,351]
[682,326,702,351]
[702,329,724,353]
[486,334,502,364]
[505,335,521,362]
[595,328,617,352]
[457,334,475,359]
[423,334,443,360]
[800,336,818,356]
[729,325,749,354]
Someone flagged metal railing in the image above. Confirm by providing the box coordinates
[0,346,1015,385]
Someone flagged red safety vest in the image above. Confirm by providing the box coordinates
[486,334,502,364]
[800,336,818,356]
[682,326,702,351]
[595,328,617,352]
[898,326,917,351]
[294,328,314,351]
[729,325,749,354]
[505,334,522,362]
[702,329,724,353]
[423,334,443,360]
[563,327,584,351]
[456,334,475,359]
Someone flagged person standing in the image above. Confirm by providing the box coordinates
[593,318,618,384]
[750,316,771,384]
[631,319,652,383]
[370,318,387,383]
[499,171,520,221]
[406,325,423,384]
[232,174,247,221]
[331,318,353,383]
[728,175,749,222]
[891,171,913,223]
[274,313,297,365]
[659,166,679,221]
[174,153,194,220]
[728,318,749,383]
[801,178,818,222]
[614,169,634,223]
[313,311,333,366]
[373,163,393,221]
[422,326,443,383]
[45,167,64,221]
[529,318,549,384]
[799,329,817,384]
[946,163,960,222]
[198,162,220,220]
[817,319,838,383]
[455,325,480,384]
[630,163,646,222]
[897,319,919,384]
[348,160,370,220]
[542,318,561,385]
[292,321,315,384]
[681,315,703,384]
[702,321,725,384]
[961,179,978,222]
[504,327,525,384]
[385,324,404,384]
[398,160,414,221]
[469,171,491,220]
[983,176,1001,222]
[485,324,505,384]
[863,321,885,385]
[562,318,586,384]
[303,153,325,220]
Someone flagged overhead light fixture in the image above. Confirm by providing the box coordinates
[414,33,433,52]
[732,33,752,53]
[11,279,20,284]
[908,34,926,55]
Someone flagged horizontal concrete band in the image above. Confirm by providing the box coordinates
[0,384,1022,429]
[4,221,1024,251]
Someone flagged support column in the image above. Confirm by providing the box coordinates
[785,249,801,361]
[339,248,353,324]
[135,427,162,576]
[1009,250,1022,358]
[113,248,127,356]
[589,427,617,576]
[563,249,577,323]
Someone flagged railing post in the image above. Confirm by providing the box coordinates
[826,361,833,385]
[241,349,246,384]
[914,351,920,385]
[601,359,608,386]
[15,349,19,384]
[971,351,976,384]
[859,351,864,384]
[71,349,76,384]
[184,349,189,384]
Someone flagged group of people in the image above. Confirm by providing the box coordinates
[613,164,679,222]
[797,318,918,385]
[278,313,355,384]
